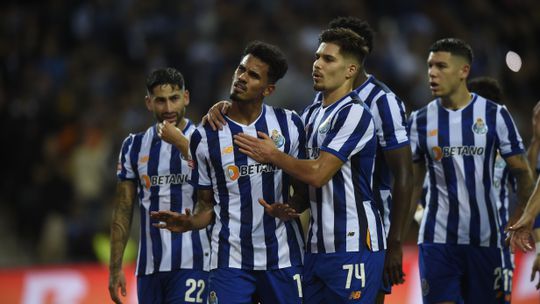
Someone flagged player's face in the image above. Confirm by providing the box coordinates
[312,42,350,92]
[427,51,469,98]
[146,84,189,126]
[230,54,274,103]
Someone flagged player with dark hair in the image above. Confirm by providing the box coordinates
[409,38,534,303]
[110,67,210,304]
[233,27,385,303]
[151,41,306,304]
[326,16,414,303]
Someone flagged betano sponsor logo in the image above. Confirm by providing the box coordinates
[431,145,485,161]
[226,163,280,181]
[140,174,190,189]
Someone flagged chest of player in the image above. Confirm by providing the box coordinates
[136,143,192,190]
[423,111,493,162]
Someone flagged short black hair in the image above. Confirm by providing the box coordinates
[242,41,288,84]
[468,76,503,103]
[429,38,473,64]
[328,16,374,54]
[146,67,185,94]
[319,28,369,64]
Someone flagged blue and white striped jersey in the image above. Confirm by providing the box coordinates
[190,104,305,271]
[409,94,525,248]
[302,91,385,253]
[493,153,515,269]
[117,119,211,276]
[314,75,409,235]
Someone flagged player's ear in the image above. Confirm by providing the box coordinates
[145,95,152,111]
[460,63,471,81]
[263,84,276,97]
[346,63,358,80]
[183,89,190,106]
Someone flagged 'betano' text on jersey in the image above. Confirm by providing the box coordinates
[190,105,305,270]
[409,94,525,247]
[117,119,210,275]
[303,91,386,254]
[313,75,410,236]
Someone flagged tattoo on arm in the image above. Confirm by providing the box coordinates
[508,154,535,209]
[110,181,136,272]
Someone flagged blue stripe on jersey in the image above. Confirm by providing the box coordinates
[417,108,438,243]
[189,131,202,187]
[118,136,133,180]
[148,133,163,271]
[255,115,279,268]
[333,170,347,251]
[462,104,481,245]
[500,108,521,156]
[437,107,459,244]
[351,155,369,250]
[534,215,540,229]
[170,147,183,269]
[375,95,399,147]
[273,109,303,263]
[205,128,232,268]
[484,103,499,247]
[228,122,256,269]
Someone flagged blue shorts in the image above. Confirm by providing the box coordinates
[303,250,385,304]
[206,266,302,304]
[495,246,514,304]
[137,269,208,304]
[418,243,502,304]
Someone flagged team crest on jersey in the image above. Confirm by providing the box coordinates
[270,129,285,148]
[318,118,331,134]
[472,118,488,134]
[208,291,218,304]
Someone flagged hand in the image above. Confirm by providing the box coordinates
[201,100,231,131]
[531,254,540,289]
[506,212,535,252]
[383,240,405,287]
[234,131,277,163]
[150,209,194,233]
[532,101,540,141]
[109,270,127,304]
[258,198,300,221]
[158,121,185,146]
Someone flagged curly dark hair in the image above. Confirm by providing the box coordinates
[145,67,185,94]
[242,41,288,84]
[328,16,374,54]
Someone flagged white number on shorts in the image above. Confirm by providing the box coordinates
[494,268,513,292]
[185,279,205,303]
[293,273,303,297]
[342,263,365,289]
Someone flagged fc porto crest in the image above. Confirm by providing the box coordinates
[472,118,488,134]
[271,129,285,148]
[318,118,331,134]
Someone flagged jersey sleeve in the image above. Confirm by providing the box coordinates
[408,111,425,163]
[372,93,410,150]
[117,134,137,180]
[189,129,212,189]
[289,111,306,160]
[320,104,375,162]
[496,105,525,158]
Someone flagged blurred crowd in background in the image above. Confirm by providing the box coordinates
[1,0,539,266]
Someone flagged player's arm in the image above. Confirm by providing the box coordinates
[405,161,427,237]
[527,101,540,179]
[234,131,342,188]
[505,154,535,222]
[109,180,137,304]
[151,189,214,232]
[201,100,232,131]
[531,227,540,289]
[382,145,413,286]
[158,121,190,159]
